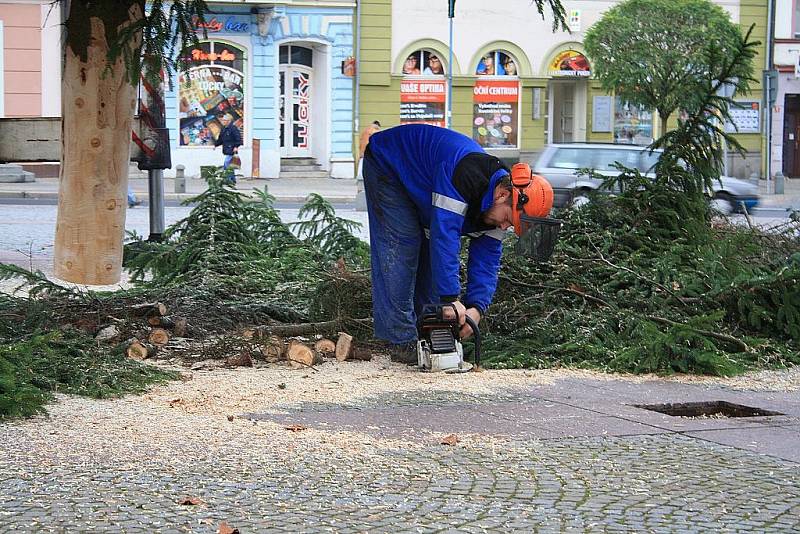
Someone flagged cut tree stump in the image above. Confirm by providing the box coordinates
[335,332,354,361]
[127,340,156,360]
[148,328,170,345]
[287,340,322,368]
[314,338,336,354]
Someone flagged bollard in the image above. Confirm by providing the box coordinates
[775,171,785,195]
[175,165,186,194]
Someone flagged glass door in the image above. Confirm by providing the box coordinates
[279,45,313,158]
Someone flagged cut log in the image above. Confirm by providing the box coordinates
[260,336,285,362]
[352,347,373,361]
[127,340,156,360]
[148,315,176,329]
[95,325,120,343]
[148,327,170,345]
[173,317,188,337]
[314,338,336,354]
[335,332,354,362]
[287,340,322,368]
[226,351,254,368]
[130,302,168,318]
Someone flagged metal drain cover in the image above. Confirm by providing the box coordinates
[633,401,783,418]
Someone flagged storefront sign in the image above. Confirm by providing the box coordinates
[549,50,590,77]
[192,15,250,34]
[187,48,236,62]
[400,79,446,127]
[473,79,519,148]
[724,101,760,133]
[178,65,245,147]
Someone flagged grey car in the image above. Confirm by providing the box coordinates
[533,143,760,213]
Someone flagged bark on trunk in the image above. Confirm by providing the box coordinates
[54,7,141,285]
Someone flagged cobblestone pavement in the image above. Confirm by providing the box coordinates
[1,365,799,532]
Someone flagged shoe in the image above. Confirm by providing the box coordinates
[389,341,418,365]
[128,200,142,208]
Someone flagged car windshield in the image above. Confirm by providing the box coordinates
[594,149,640,171]
[549,148,594,169]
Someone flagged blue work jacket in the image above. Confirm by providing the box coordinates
[366,124,508,313]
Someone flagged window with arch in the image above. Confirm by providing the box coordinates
[476,50,517,76]
[402,49,446,76]
[400,48,447,127]
[178,40,246,147]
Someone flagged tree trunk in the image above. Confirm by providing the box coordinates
[658,112,670,139]
[54,4,142,285]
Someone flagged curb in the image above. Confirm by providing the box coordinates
[0,190,357,204]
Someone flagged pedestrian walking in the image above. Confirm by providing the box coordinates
[214,114,243,184]
[362,124,553,363]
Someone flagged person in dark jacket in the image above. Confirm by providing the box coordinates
[363,124,552,363]
[215,114,243,183]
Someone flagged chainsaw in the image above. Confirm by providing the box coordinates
[416,303,481,373]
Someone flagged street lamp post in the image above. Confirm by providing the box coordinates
[447,0,455,129]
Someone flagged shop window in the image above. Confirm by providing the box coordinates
[280,45,313,67]
[795,2,800,38]
[400,49,446,127]
[178,41,246,147]
[402,49,446,76]
[476,51,517,76]
[614,100,653,145]
[473,50,520,148]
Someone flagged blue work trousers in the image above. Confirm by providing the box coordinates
[363,154,437,345]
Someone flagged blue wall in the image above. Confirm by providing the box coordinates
[165,4,354,165]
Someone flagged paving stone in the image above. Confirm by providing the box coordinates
[685,426,800,462]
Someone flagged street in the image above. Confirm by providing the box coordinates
[0,202,789,269]
[0,203,371,272]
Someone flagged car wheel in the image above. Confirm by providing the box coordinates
[711,192,736,215]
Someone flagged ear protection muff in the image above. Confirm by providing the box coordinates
[510,163,554,236]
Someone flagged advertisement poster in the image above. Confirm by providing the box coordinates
[178,65,244,147]
[724,101,760,133]
[548,50,591,77]
[400,79,446,127]
[473,79,519,148]
[614,99,653,145]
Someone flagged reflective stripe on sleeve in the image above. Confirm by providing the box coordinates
[432,192,468,216]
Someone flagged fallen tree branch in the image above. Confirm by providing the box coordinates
[254,320,342,337]
[646,315,751,353]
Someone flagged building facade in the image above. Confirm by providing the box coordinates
[168,1,356,179]
[359,0,768,179]
[0,0,61,118]
[771,0,800,178]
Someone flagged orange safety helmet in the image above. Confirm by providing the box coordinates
[510,163,554,236]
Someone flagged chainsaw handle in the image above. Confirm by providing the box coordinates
[464,315,481,369]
